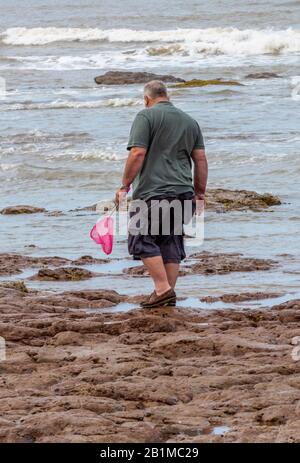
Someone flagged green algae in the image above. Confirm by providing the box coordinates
[171,79,243,88]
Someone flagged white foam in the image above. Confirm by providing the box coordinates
[1,49,298,73]
[44,149,127,162]
[0,53,117,70]
[1,27,300,56]
[0,162,18,171]
[0,50,142,71]
[71,150,127,161]
[1,97,141,111]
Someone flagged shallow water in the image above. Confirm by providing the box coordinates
[0,0,299,302]
[212,426,231,436]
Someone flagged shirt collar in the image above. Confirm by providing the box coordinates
[156,101,173,105]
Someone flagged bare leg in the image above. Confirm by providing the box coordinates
[142,256,171,296]
[164,263,180,289]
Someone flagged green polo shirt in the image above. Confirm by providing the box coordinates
[127,101,204,200]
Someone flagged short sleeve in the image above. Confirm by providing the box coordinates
[193,123,205,150]
[127,113,151,151]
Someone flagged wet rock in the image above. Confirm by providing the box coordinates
[201,292,282,303]
[126,294,148,304]
[0,253,70,276]
[246,72,282,79]
[1,282,300,443]
[70,204,97,212]
[270,299,300,311]
[53,331,84,346]
[36,256,71,266]
[0,259,21,276]
[124,265,188,278]
[205,188,281,212]
[1,205,46,215]
[45,210,64,217]
[184,252,277,275]
[0,253,107,276]
[171,79,243,88]
[79,188,281,215]
[0,323,42,341]
[125,253,276,278]
[71,255,108,265]
[278,310,300,323]
[30,267,97,281]
[123,265,149,277]
[218,334,290,355]
[94,71,184,85]
[95,379,191,405]
[275,421,300,443]
[31,289,124,312]
[271,299,300,323]
[123,315,181,333]
[160,416,210,437]
[0,280,29,293]
[151,333,215,358]
[30,291,121,310]
[64,289,123,304]
[256,405,292,425]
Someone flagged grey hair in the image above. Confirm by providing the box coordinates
[144,80,168,99]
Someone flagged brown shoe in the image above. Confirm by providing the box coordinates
[140,292,176,307]
[140,291,155,307]
[141,288,176,308]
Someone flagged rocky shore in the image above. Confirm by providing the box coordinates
[93,71,243,87]
[1,187,297,443]
[0,249,299,443]
[93,71,284,88]
[1,188,280,218]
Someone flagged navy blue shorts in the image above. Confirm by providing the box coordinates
[128,193,195,264]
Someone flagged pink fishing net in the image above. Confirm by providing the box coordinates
[90,215,114,255]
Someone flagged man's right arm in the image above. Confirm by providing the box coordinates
[191,148,208,201]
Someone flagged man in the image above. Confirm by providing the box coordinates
[115,80,208,308]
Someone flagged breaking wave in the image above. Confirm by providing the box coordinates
[1,98,141,111]
[1,26,300,55]
[65,150,127,161]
